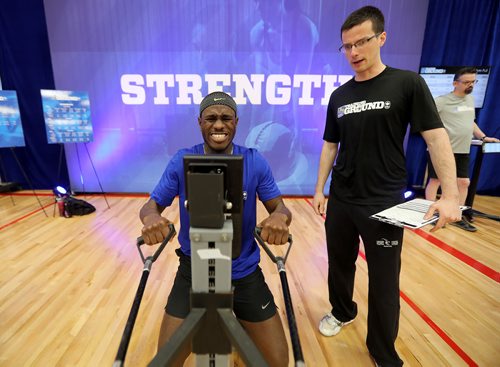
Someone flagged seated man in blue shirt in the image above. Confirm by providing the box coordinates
[140,91,291,367]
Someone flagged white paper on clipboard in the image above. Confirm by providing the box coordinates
[370,198,468,229]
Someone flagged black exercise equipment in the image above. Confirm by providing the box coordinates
[113,223,176,367]
[254,227,305,367]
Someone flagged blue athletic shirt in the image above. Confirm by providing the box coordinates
[150,143,281,279]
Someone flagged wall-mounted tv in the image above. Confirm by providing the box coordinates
[419,66,490,108]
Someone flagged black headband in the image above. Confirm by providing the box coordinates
[199,91,237,116]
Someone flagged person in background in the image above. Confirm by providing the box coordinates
[312,6,461,366]
[140,91,291,366]
[425,67,500,232]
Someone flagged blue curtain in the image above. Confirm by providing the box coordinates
[0,1,70,190]
[407,0,500,195]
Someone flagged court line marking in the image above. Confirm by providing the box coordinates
[412,228,499,282]
[0,202,54,231]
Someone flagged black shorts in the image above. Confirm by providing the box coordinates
[427,152,470,179]
[165,249,277,322]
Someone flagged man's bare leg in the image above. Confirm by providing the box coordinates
[156,312,189,367]
[239,313,289,367]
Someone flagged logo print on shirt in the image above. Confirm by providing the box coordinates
[337,100,391,118]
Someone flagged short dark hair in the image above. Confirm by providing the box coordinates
[341,6,385,36]
[454,67,477,81]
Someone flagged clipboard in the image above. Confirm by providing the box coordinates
[370,198,468,229]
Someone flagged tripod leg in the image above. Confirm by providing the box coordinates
[472,209,500,222]
[0,152,16,206]
[84,143,110,208]
[149,308,206,367]
[10,148,48,217]
[217,309,269,367]
[75,143,84,194]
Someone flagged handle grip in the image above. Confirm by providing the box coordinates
[254,228,304,364]
[254,227,293,264]
[136,223,176,264]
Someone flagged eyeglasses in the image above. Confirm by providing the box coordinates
[339,33,381,53]
[456,79,478,86]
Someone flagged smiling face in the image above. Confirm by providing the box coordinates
[341,20,386,81]
[198,104,238,154]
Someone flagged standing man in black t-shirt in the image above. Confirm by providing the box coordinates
[312,6,461,366]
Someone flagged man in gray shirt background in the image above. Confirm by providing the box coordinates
[425,67,499,232]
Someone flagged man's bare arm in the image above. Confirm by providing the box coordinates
[312,141,338,215]
[473,123,500,142]
[258,197,292,245]
[139,198,171,245]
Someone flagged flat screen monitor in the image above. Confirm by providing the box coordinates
[183,154,243,258]
[419,66,491,108]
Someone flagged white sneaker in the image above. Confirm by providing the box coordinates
[318,312,353,336]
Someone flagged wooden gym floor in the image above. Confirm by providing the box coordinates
[0,192,499,366]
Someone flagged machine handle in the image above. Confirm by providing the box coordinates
[254,227,293,265]
[136,223,176,264]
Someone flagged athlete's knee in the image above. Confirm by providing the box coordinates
[240,314,289,367]
[266,341,289,367]
[157,312,186,353]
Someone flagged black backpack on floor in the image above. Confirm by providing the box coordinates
[64,197,96,216]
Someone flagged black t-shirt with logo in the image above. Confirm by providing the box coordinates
[323,66,443,206]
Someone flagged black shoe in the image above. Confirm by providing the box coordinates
[463,212,475,223]
[450,219,477,232]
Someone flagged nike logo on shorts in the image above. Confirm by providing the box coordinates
[261,301,271,309]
